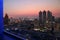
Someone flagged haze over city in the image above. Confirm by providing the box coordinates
[4,0,60,18]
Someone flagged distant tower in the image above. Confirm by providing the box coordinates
[39,11,43,26]
[47,11,55,33]
[47,10,52,21]
[51,16,55,22]
[43,10,46,24]
[4,13,9,25]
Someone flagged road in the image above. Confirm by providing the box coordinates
[4,33,21,40]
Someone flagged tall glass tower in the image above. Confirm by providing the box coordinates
[39,11,42,25]
[47,10,52,21]
[43,10,46,24]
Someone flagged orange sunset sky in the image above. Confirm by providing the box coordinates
[4,0,60,18]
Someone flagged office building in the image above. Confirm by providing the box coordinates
[39,11,43,25]
[43,10,46,24]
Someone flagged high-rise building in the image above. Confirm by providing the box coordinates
[43,10,46,24]
[47,11,55,32]
[39,11,42,25]
[4,13,9,25]
[47,10,52,21]
[51,16,55,22]
[39,10,46,27]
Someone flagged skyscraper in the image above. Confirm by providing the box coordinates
[39,10,46,27]
[51,16,55,22]
[47,11,55,32]
[43,10,46,24]
[39,11,42,26]
[4,13,9,25]
[47,10,52,21]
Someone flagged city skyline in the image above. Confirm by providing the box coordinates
[4,0,60,18]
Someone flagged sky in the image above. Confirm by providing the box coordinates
[4,0,60,18]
